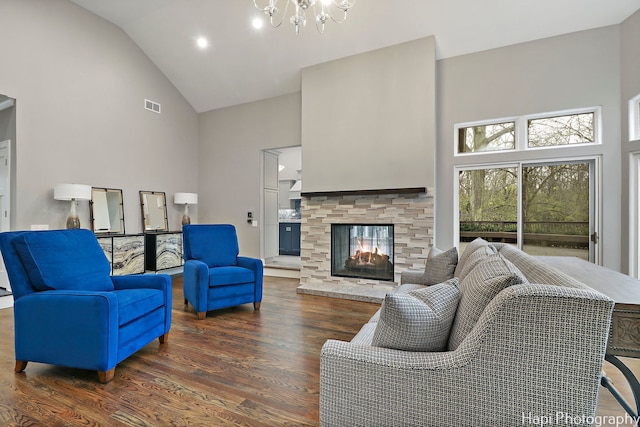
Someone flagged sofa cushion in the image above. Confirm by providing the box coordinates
[14,229,113,292]
[372,278,460,352]
[209,266,255,286]
[448,254,528,350]
[455,245,496,282]
[454,237,491,278]
[422,246,458,286]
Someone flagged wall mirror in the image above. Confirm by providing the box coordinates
[90,187,125,234]
[140,191,168,232]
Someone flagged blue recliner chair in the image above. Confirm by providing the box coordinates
[182,224,263,319]
[0,229,172,383]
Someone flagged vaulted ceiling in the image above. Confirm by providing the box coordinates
[69,0,640,113]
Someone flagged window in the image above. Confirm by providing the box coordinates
[457,121,515,154]
[527,112,594,147]
[455,108,599,155]
[454,107,600,263]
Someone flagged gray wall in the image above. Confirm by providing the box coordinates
[0,0,198,233]
[620,9,640,273]
[435,26,623,270]
[197,93,301,258]
[301,37,436,193]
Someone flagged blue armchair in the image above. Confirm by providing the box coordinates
[182,224,263,319]
[0,229,172,383]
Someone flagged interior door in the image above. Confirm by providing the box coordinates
[263,151,279,260]
[0,140,11,292]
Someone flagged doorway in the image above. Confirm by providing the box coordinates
[261,146,302,273]
[0,95,15,299]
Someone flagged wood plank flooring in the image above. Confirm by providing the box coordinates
[0,275,637,426]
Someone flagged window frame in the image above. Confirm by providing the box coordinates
[630,93,640,142]
[454,107,601,157]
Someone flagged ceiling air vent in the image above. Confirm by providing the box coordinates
[144,99,161,114]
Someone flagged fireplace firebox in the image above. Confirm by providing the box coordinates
[331,224,394,281]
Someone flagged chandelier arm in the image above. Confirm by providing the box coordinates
[327,10,348,24]
[256,0,355,34]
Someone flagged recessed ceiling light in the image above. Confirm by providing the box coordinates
[252,17,264,30]
[196,37,208,49]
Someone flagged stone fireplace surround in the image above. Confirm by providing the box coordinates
[297,189,434,302]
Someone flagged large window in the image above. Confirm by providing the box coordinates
[455,108,600,262]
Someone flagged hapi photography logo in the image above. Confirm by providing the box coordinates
[522,412,640,426]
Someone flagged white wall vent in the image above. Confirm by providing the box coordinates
[144,99,161,114]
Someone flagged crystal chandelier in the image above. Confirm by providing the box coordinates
[253,0,356,35]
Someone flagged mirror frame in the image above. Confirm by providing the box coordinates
[90,187,125,235]
[140,190,169,232]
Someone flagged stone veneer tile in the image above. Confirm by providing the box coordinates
[298,190,434,300]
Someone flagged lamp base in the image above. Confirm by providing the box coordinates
[66,199,81,229]
[66,215,81,229]
[181,215,191,225]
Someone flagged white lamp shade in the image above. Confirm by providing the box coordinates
[174,192,198,205]
[54,183,92,201]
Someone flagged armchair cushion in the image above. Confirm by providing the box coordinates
[183,224,238,267]
[372,278,460,352]
[13,229,113,292]
[209,266,255,287]
[421,246,458,285]
[448,253,527,350]
[115,289,165,326]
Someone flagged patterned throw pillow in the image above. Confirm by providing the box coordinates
[422,246,458,286]
[448,254,528,350]
[453,237,491,278]
[455,245,496,282]
[372,278,460,352]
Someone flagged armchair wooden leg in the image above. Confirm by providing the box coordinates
[98,368,115,384]
[15,360,27,373]
[158,332,169,344]
[254,302,261,310]
[184,298,188,305]
[197,312,206,320]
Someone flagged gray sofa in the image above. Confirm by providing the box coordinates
[320,240,614,427]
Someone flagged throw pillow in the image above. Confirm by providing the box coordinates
[422,246,458,286]
[448,253,528,350]
[14,229,113,292]
[453,237,491,278]
[372,278,460,352]
[455,244,496,282]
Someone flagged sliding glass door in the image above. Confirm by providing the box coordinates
[458,159,597,262]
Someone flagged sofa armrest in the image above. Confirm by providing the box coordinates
[14,290,119,371]
[400,268,427,285]
[237,256,263,302]
[320,284,614,426]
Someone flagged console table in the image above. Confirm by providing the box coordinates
[144,231,183,272]
[97,234,145,275]
[538,256,640,421]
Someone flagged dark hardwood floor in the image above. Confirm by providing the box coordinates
[0,275,637,426]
